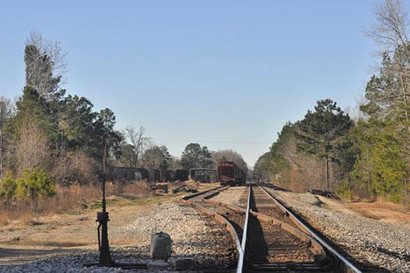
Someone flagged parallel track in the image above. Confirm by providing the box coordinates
[244,185,348,273]
[182,184,369,273]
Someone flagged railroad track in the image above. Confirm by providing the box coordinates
[244,185,355,273]
[182,184,372,273]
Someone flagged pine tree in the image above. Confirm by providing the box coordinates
[295,99,353,190]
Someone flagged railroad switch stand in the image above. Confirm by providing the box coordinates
[84,137,147,270]
[96,210,112,266]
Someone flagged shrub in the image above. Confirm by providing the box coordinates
[52,151,97,185]
[0,172,17,202]
[336,180,352,200]
[16,168,56,199]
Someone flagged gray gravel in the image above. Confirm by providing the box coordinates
[269,189,410,272]
[210,186,247,207]
[123,202,235,261]
[0,202,234,273]
[0,250,198,273]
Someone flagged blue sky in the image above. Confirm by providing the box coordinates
[0,0,391,166]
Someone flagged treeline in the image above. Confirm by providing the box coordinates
[0,33,124,203]
[0,33,248,205]
[254,0,410,204]
[117,141,248,176]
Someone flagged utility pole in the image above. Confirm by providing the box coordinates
[96,135,113,266]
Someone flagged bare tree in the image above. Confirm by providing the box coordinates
[123,126,149,168]
[366,0,409,52]
[141,145,170,170]
[366,0,410,128]
[25,32,67,100]
[16,120,51,175]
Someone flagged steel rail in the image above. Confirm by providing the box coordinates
[181,185,244,269]
[181,185,228,201]
[236,185,251,273]
[258,185,362,273]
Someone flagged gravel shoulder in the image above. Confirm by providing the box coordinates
[268,189,410,272]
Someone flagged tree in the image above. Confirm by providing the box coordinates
[24,32,66,101]
[121,126,149,168]
[0,172,16,204]
[16,168,56,201]
[13,86,55,137]
[296,99,353,190]
[212,149,248,173]
[141,145,171,170]
[8,87,55,175]
[181,143,213,170]
[94,108,122,173]
[253,152,274,182]
[15,120,52,175]
[199,146,214,169]
[350,119,407,202]
[352,0,410,201]
[0,97,13,177]
[365,0,410,131]
[58,95,97,151]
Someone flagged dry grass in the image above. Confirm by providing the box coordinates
[0,181,151,227]
[185,180,200,191]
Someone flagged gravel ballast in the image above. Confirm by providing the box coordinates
[0,202,235,273]
[268,189,410,272]
[210,187,247,207]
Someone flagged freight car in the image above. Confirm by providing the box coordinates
[189,168,217,183]
[108,166,188,182]
[149,169,161,182]
[107,166,135,181]
[175,169,189,181]
[137,168,150,181]
[108,167,151,181]
[217,161,246,186]
[162,170,176,182]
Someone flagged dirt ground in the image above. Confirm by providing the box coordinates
[317,196,410,226]
[347,201,410,224]
[0,183,219,265]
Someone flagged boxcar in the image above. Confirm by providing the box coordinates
[175,169,189,181]
[189,168,217,183]
[108,166,137,181]
[149,169,161,182]
[218,161,246,186]
[163,170,176,182]
[136,168,149,181]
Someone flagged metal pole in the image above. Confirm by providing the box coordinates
[96,135,113,266]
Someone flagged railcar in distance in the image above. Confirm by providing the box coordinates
[175,169,189,181]
[189,168,217,183]
[163,170,176,182]
[217,161,246,186]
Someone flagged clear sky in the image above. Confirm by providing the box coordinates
[0,0,392,167]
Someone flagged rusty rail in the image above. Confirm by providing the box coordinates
[258,184,362,273]
[180,185,243,261]
[236,185,251,273]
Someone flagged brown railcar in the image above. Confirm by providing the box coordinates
[217,161,246,186]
